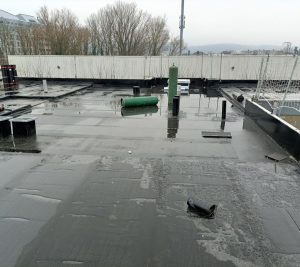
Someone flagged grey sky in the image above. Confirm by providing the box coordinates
[2,0,300,46]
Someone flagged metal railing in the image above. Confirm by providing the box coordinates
[254,55,300,115]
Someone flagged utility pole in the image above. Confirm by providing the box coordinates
[179,0,185,55]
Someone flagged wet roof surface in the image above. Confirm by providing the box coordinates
[1,86,300,266]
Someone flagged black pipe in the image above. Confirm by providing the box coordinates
[187,197,217,219]
[172,95,180,116]
[133,86,140,96]
[221,100,227,120]
[1,65,17,90]
[177,95,180,107]
[220,120,225,130]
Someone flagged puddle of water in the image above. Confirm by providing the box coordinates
[61,155,99,165]
[62,260,84,265]
[68,214,95,218]
[130,198,156,206]
[109,214,117,220]
[0,217,30,222]
[140,165,152,189]
[167,116,179,138]
[21,194,61,204]
[121,106,158,117]
[14,188,40,193]
[72,201,84,205]
[0,136,41,154]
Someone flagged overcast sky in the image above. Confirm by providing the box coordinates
[2,0,300,46]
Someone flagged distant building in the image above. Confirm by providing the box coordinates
[221,51,233,55]
[15,14,38,24]
[0,9,44,59]
[0,10,38,25]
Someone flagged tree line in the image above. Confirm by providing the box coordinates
[0,1,183,57]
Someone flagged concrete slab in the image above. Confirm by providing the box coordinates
[265,152,288,162]
[14,82,92,99]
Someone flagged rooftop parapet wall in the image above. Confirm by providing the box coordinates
[8,55,300,81]
[245,99,300,160]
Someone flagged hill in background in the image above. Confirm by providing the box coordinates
[188,43,283,53]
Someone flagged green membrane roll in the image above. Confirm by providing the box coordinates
[121,96,159,108]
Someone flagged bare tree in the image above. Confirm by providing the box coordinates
[32,25,51,54]
[86,13,102,55]
[77,27,90,55]
[14,20,51,55]
[16,26,34,55]
[169,36,187,55]
[147,17,169,56]
[0,23,13,57]
[1,3,170,57]
[86,1,170,56]
[0,20,44,58]
[37,6,89,55]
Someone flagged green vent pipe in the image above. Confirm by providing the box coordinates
[121,96,159,108]
[168,65,178,104]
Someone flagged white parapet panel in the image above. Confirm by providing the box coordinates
[75,56,146,79]
[8,55,300,81]
[8,55,76,79]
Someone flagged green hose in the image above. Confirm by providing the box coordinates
[121,96,159,108]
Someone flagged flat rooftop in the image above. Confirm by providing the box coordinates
[0,85,300,266]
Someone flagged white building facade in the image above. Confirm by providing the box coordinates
[0,9,38,59]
